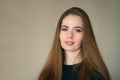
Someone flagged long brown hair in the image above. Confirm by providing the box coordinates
[39,7,110,80]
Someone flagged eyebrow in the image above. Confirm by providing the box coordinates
[61,25,83,29]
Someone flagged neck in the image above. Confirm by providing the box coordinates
[64,49,82,65]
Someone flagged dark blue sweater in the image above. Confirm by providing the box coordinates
[62,64,104,80]
[62,65,75,80]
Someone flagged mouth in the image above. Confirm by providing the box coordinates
[65,41,74,46]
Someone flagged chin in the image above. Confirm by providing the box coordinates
[64,48,76,51]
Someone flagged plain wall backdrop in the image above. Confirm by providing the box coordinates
[0,0,120,80]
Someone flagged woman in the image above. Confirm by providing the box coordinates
[39,7,111,80]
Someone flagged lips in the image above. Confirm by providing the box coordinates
[65,41,74,46]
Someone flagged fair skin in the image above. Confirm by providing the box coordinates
[60,14,84,65]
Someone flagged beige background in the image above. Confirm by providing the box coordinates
[0,0,120,80]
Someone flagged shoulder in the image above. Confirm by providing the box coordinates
[91,70,105,80]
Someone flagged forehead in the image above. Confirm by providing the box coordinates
[62,14,83,28]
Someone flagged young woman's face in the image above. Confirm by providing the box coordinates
[60,14,83,52]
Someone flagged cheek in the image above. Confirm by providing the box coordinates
[76,35,83,43]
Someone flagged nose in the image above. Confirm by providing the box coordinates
[67,31,73,38]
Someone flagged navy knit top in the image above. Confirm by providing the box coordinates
[62,64,80,80]
[62,64,104,80]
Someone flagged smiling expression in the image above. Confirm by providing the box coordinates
[60,14,84,52]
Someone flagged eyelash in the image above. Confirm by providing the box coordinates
[61,28,81,33]
[61,28,68,31]
[74,29,81,32]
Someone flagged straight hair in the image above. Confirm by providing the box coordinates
[39,7,111,80]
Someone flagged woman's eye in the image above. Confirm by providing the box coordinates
[61,28,68,31]
[75,29,81,32]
